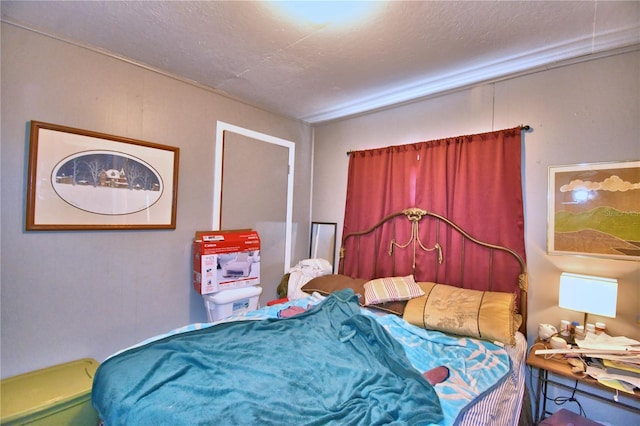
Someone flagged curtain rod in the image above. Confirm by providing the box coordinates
[346,124,532,156]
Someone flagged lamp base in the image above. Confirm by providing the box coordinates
[559,334,575,346]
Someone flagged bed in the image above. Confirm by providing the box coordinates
[91,207,532,426]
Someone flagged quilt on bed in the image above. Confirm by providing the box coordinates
[248,293,512,425]
[94,295,510,425]
[364,312,512,425]
[92,290,443,426]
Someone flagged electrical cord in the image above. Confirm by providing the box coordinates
[530,340,590,420]
[542,378,587,418]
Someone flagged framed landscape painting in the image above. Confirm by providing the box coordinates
[548,160,640,261]
[26,121,179,230]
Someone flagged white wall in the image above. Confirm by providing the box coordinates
[312,51,640,423]
[0,23,313,377]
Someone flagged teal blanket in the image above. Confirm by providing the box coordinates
[92,290,443,425]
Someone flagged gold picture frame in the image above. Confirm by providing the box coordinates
[26,121,179,230]
[548,160,640,261]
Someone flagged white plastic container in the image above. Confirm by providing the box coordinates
[203,285,262,321]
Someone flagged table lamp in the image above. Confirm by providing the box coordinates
[558,272,618,327]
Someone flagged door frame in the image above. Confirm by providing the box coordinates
[213,121,295,273]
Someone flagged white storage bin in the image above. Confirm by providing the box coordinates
[203,285,262,321]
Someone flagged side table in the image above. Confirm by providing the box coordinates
[526,341,640,422]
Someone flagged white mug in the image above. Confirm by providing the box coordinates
[538,323,557,340]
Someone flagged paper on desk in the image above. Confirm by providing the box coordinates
[598,378,636,394]
[586,365,639,393]
[603,359,640,374]
[592,354,640,363]
[576,332,640,351]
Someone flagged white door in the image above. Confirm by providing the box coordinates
[213,122,294,305]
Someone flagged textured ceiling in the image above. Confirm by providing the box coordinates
[2,1,639,124]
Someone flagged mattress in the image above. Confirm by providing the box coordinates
[458,330,527,426]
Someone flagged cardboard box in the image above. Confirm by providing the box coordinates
[193,229,260,294]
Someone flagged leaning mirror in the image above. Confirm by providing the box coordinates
[310,222,337,273]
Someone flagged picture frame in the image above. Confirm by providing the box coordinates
[548,160,640,261]
[26,121,179,230]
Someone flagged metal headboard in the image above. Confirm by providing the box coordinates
[338,207,528,336]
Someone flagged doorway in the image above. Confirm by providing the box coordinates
[213,122,295,305]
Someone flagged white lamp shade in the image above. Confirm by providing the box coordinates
[558,272,618,318]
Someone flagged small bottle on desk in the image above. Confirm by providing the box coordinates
[575,325,585,340]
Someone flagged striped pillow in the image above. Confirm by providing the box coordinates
[364,275,424,305]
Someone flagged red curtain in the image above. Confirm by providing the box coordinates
[341,127,526,293]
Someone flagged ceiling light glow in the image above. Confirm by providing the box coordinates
[268,1,383,28]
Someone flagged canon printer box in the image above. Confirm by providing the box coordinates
[193,229,261,295]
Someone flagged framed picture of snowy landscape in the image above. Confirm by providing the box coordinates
[26,121,179,230]
[548,160,640,261]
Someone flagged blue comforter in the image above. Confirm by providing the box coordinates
[92,290,444,425]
